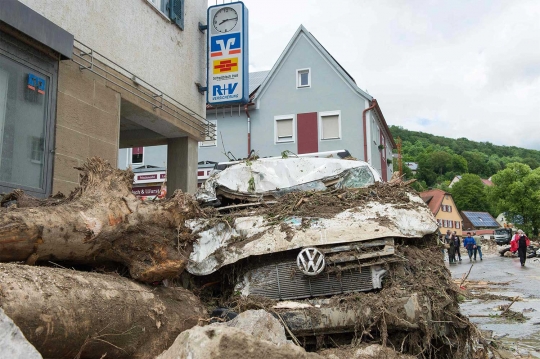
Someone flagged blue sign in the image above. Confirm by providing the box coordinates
[210,33,242,57]
[27,73,46,95]
[207,2,249,105]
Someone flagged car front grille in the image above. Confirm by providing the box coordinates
[247,261,374,300]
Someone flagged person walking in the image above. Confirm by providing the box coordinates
[443,230,452,262]
[517,229,530,267]
[453,231,462,262]
[472,232,483,261]
[447,233,456,264]
[463,232,477,261]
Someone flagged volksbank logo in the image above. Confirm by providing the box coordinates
[212,82,239,100]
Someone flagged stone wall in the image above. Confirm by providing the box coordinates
[53,60,120,195]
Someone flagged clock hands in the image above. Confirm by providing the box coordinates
[219,17,238,25]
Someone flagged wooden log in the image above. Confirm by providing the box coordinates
[0,158,206,283]
[0,263,207,359]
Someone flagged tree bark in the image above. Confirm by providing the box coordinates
[0,158,206,283]
[0,263,207,359]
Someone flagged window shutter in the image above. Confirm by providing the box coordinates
[276,119,293,139]
[169,0,184,30]
[321,115,340,139]
[449,206,452,212]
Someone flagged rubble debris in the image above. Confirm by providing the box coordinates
[0,307,42,359]
[0,263,206,359]
[0,158,204,283]
[157,309,323,359]
[319,344,416,359]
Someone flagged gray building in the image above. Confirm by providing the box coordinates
[121,25,396,181]
[1,0,209,197]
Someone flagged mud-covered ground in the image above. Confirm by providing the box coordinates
[447,241,540,358]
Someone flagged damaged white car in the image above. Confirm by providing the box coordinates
[187,157,439,341]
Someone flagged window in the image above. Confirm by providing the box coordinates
[30,137,44,164]
[442,220,447,227]
[319,111,341,140]
[131,147,144,165]
[455,221,461,229]
[200,120,217,147]
[274,115,295,143]
[146,0,184,29]
[437,219,441,227]
[296,68,311,88]
[148,0,167,13]
[0,54,50,192]
[449,220,453,228]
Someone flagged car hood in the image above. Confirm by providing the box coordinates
[186,192,438,276]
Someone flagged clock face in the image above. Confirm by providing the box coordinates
[213,7,238,33]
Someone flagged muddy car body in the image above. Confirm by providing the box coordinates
[188,157,439,337]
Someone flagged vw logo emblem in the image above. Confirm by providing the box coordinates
[297,248,325,276]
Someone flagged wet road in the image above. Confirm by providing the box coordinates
[447,254,540,357]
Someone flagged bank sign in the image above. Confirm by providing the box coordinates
[207,2,249,105]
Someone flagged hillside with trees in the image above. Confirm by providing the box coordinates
[389,126,540,235]
[390,126,540,187]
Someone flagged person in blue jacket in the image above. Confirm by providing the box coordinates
[463,232,477,261]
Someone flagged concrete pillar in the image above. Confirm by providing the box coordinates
[167,137,198,195]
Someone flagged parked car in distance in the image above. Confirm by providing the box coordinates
[494,227,513,245]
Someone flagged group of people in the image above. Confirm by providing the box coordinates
[510,229,531,266]
[442,230,483,264]
[441,228,532,267]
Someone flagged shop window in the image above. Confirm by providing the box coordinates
[319,111,341,140]
[275,115,295,143]
[0,54,50,191]
[296,68,310,88]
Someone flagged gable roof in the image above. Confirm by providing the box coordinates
[481,179,494,186]
[249,70,270,96]
[420,188,449,215]
[254,25,372,102]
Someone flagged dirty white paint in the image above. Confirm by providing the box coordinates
[19,0,207,118]
[197,157,381,202]
[187,192,439,275]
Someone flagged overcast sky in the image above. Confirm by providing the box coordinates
[208,0,540,150]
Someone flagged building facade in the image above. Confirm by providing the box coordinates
[124,25,396,182]
[1,0,209,197]
[420,189,464,236]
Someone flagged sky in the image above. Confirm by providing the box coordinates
[208,0,540,150]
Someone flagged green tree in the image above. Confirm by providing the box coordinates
[450,174,490,212]
[488,163,540,236]
[462,151,488,177]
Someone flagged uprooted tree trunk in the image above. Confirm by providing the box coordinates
[0,158,206,283]
[0,263,207,359]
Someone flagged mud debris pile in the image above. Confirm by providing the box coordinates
[0,158,487,358]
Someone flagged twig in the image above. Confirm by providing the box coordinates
[48,261,68,270]
[501,296,519,315]
[273,311,301,347]
[459,264,474,287]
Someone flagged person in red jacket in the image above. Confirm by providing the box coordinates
[510,230,520,253]
[516,229,531,266]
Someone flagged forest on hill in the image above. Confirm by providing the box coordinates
[389,126,540,236]
[389,126,540,188]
